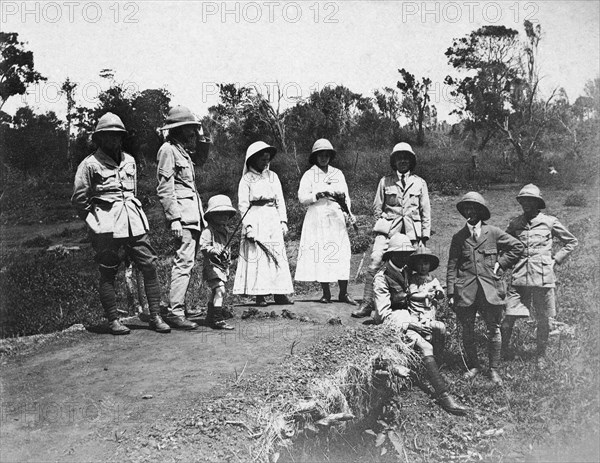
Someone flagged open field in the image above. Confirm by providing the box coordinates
[1,167,598,462]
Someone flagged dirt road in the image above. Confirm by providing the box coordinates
[0,293,363,462]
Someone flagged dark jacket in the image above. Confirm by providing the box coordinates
[447,223,524,307]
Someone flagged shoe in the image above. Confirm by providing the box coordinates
[164,314,198,330]
[437,392,468,416]
[255,296,268,307]
[463,368,480,380]
[149,315,171,333]
[488,369,503,386]
[109,320,130,335]
[319,296,331,304]
[185,307,205,318]
[274,294,294,305]
[211,320,235,330]
[351,302,372,318]
[338,293,357,306]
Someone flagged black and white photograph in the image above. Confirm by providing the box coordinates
[1,1,599,461]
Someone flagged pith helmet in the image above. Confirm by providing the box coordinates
[517,184,546,209]
[309,138,336,165]
[383,233,415,260]
[162,106,202,130]
[204,195,237,218]
[245,141,277,167]
[457,192,491,221]
[408,246,440,272]
[390,142,416,171]
[93,112,126,136]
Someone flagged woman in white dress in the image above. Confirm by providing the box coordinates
[295,139,357,305]
[233,141,295,306]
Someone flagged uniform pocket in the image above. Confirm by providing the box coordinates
[175,159,193,182]
[384,186,399,206]
[93,168,117,191]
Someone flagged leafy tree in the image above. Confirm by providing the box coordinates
[445,25,523,151]
[396,69,433,145]
[0,32,46,110]
[286,85,369,150]
[2,106,66,175]
[374,87,401,122]
[206,83,253,154]
[244,83,290,153]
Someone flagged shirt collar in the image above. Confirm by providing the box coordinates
[95,148,121,167]
[397,170,411,180]
[467,221,482,234]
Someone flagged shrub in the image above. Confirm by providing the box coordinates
[0,251,102,337]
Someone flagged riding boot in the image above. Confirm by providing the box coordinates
[423,356,467,416]
[98,265,119,322]
[207,302,234,330]
[142,268,171,333]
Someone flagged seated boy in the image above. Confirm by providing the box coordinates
[373,234,467,416]
[407,246,446,359]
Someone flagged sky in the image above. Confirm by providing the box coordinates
[2,0,599,121]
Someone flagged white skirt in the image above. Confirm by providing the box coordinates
[233,205,294,295]
[294,199,351,282]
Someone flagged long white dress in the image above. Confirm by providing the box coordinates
[233,166,294,295]
[294,165,352,282]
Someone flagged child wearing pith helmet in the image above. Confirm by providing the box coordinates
[446,192,524,386]
[502,184,578,367]
[200,195,237,330]
[407,247,446,357]
[373,234,467,416]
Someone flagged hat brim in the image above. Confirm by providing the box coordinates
[92,129,127,140]
[161,120,202,131]
[457,201,491,221]
[309,149,336,165]
[517,195,546,209]
[408,254,440,272]
[247,147,277,165]
[204,207,237,217]
[383,249,415,260]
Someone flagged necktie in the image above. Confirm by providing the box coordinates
[472,226,479,241]
[401,174,406,189]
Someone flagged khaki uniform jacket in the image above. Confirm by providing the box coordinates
[373,261,411,324]
[373,172,431,240]
[72,149,149,238]
[446,223,524,307]
[506,213,578,288]
[156,141,205,230]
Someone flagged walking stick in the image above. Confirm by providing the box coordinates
[221,204,253,252]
